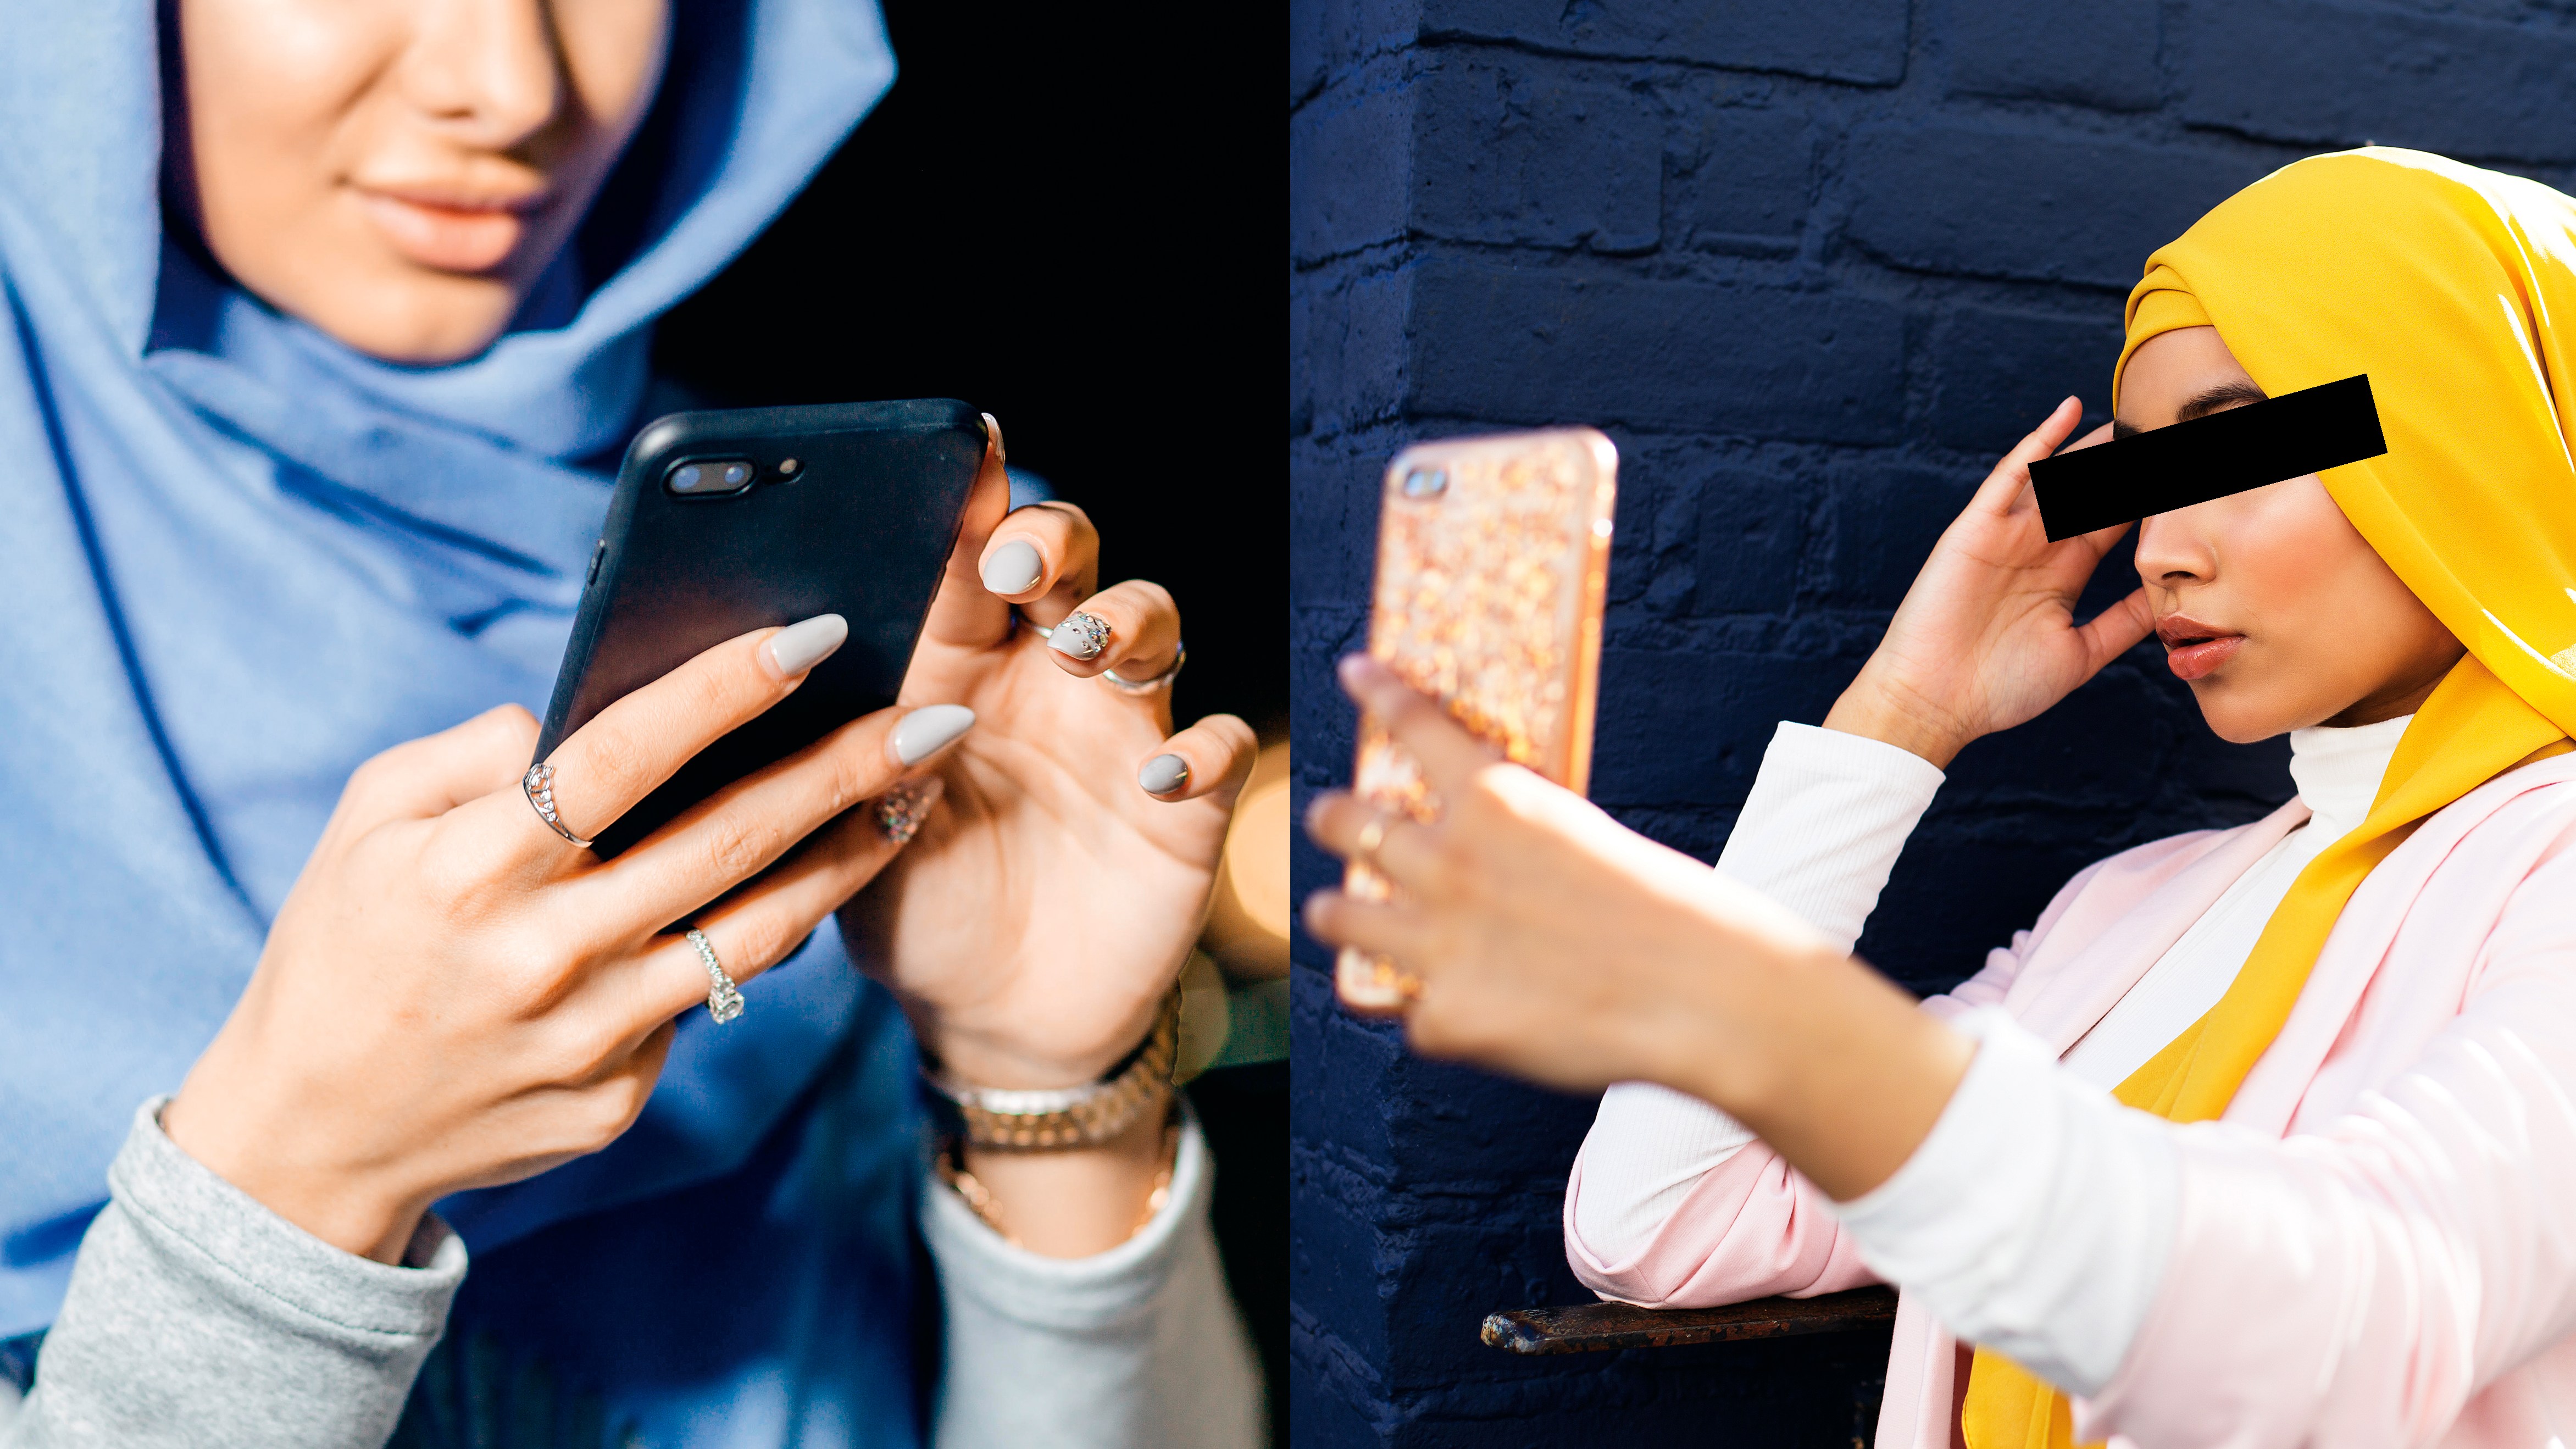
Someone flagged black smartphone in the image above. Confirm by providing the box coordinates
[535,398,985,858]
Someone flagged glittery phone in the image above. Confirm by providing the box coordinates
[1337,429,1618,1011]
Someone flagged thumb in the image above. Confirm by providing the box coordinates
[2074,587,2156,675]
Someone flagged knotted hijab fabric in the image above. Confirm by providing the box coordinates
[1963,148,2576,1448]
[0,1,942,1440]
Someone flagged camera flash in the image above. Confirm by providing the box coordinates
[778,458,801,476]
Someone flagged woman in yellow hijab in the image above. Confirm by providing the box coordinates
[1304,147,2576,1447]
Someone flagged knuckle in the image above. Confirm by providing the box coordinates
[577,1079,647,1152]
[728,917,791,975]
[482,703,540,754]
[579,722,650,793]
[1036,499,1093,535]
[698,811,776,880]
[1120,578,1176,618]
[820,740,881,816]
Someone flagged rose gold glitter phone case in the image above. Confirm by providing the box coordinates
[1337,428,1617,1011]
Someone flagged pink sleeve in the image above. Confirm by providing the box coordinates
[2081,827,2576,1449]
[1562,856,2116,1308]
[1564,1136,1879,1306]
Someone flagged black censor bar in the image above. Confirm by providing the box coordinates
[2029,374,2386,542]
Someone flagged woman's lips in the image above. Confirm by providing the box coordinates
[354,188,540,274]
[2164,635,2244,681]
[2157,615,2245,681]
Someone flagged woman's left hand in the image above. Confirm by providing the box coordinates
[1301,656,1973,1201]
[838,418,1257,1095]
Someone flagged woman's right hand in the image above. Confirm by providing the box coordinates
[1822,397,2155,767]
[161,619,963,1263]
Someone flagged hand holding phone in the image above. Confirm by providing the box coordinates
[1337,428,1618,1011]
[164,616,953,1264]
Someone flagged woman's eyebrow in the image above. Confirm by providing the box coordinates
[2174,379,2269,422]
[2112,418,2141,441]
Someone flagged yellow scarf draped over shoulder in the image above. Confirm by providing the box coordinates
[1962,148,2576,1449]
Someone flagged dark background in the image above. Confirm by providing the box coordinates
[657,3,1285,1440]
[1291,0,2576,1444]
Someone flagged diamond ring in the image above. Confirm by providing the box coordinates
[686,928,745,1024]
[521,762,595,850]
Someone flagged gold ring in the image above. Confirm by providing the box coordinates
[1352,813,1389,869]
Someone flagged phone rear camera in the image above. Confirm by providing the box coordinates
[1400,467,1448,499]
[667,458,757,496]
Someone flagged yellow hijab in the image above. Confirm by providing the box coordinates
[1963,148,2576,1449]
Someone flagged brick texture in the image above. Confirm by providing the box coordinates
[1289,3,2576,1443]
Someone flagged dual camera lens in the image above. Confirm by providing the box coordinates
[664,459,793,500]
[667,460,757,496]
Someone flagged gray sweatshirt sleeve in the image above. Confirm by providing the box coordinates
[923,1109,1265,1449]
[0,1097,466,1449]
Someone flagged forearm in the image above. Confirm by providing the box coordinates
[1657,936,1976,1204]
[8,1100,463,1449]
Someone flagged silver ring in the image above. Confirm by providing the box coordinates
[1039,610,1112,660]
[521,763,595,850]
[686,928,745,1024]
[1103,639,1186,695]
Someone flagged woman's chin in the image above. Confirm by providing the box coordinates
[298,271,518,365]
[2186,676,2297,746]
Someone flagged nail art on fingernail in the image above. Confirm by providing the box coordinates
[1047,611,1111,660]
[981,538,1042,595]
[981,412,1006,465]
[765,614,849,678]
[876,775,945,844]
[1138,753,1190,795]
[888,703,976,765]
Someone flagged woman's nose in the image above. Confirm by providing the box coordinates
[2133,507,2217,587]
[402,0,563,146]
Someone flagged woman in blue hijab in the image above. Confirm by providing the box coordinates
[0,0,1259,1445]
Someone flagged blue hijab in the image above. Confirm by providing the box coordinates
[0,2,936,1441]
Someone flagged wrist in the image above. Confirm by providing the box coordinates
[952,1104,1177,1259]
[924,994,1169,1091]
[1822,668,1971,769]
[160,1085,428,1264]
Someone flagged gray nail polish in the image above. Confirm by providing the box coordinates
[767,614,848,677]
[888,704,976,765]
[1138,753,1190,795]
[1048,610,1109,660]
[981,538,1041,595]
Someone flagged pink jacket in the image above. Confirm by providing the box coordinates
[1564,753,2576,1448]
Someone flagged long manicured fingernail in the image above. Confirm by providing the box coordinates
[1047,611,1111,660]
[888,704,976,765]
[1337,653,1386,692]
[981,538,1042,595]
[764,614,848,678]
[1138,753,1190,795]
[982,412,1007,466]
[876,775,945,844]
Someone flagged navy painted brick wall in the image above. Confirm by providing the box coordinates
[1289,3,2576,1444]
